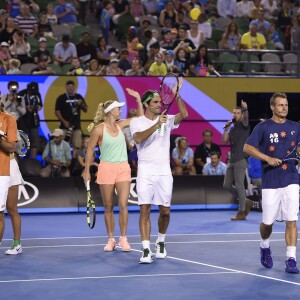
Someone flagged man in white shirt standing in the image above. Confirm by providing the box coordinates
[130,83,188,264]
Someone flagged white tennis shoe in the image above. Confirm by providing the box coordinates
[139,248,153,264]
[5,244,22,255]
[155,240,167,259]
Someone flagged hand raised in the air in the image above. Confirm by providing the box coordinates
[126,88,141,102]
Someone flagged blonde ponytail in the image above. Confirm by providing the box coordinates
[87,101,114,132]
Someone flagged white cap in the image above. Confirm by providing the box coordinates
[104,101,125,114]
[52,128,64,137]
[0,42,9,47]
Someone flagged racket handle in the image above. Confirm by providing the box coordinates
[86,180,90,191]
[160,123,166,136]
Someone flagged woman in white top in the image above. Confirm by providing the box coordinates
[261,0,277,20]
[219,21,241,50]
[187,20,204,50]
[237,0,254,18]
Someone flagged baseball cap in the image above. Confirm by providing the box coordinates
[62,35,70,42]
[110,58,119,63]
[38,54,48,62]
[0,42,9,47]
[52,129,64,137]
[165,49,174,56]
[0,9,7,16]
[39,37,47,43]
[104,101,125,114]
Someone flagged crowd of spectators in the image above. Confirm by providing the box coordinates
[0,0,299,76]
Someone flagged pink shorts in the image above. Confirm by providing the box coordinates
[96,161,131,185]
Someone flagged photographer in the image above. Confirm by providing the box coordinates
[19,81,43,159]
[55,80,88,156]
[40,128,72,177]
[1,81,26,128]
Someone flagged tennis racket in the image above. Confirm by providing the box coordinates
[0,130,30,157]
[159,72,180,136]
[86,180,96,229]
[282,141,300,162]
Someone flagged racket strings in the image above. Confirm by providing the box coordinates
[161,75,178,105]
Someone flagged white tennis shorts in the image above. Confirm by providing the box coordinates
[136,175,173,207]
[0,176,10,211]
[9,159,24,187]
[262,184,299,224]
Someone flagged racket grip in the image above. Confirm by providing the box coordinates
[86,180,90,191]
[160,123,166,136]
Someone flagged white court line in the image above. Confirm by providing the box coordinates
[0,272,236,284]
[130,249,300,287]
[1,232,286,241]
[0,239,287,250]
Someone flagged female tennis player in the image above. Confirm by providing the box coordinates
[83,89,143,252]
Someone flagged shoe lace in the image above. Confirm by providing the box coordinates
[143,248,150,257]
[158,242,165,253]
[262,248,272,262]
[287,258,297,269]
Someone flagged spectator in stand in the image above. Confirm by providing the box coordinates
[0,58,6,74]
[219,21,241,50]
[250,0,263,20]
[164,49,178,73]
[15,3,38,37]
[96,35,112,65]
[138,17,152,41]
[0,9,9,32]
[112,0,129,27]
[40,128,72,178]
[67,56,85,75]
[46,3,58,25]
[130,0,145,23]
[125,58,146,75]
[19,81,43,159]
[237,0,254,18]
[172,136,196,175]
[173,25,196,59]
[159,1,178,27]
[118,48,131,73]
[189,44,210,77]
[55,80,88,155]
[160,28,175,50]
[267,22,284,49]
[198,13,212,40]
[7,0,21,19]
[174,47,189,76]
[105,58,124,75]
[173,10,190,30]
[100,0,113,45]
[0,42,11,69]
[84,59,104,75]
[127,34,142,63]
[194,129,221,174]
[148,52,168,76]
[33,37,52,64]
[54,0,78,24]
[9,30,32,64]
[202,151,227,175]
[76,32,97,64]
[277,0,291,34]
[285,14,300,51]
[187,20,204,50]
[53,34,77,66]
[76,0,89,26]
[240,23,266,49]
[7,58,22,74]
[38,11,53,38]
[217,0,237,18]
[31,55,55,75]
[72,135,98,176]
[141,0,159,16]
[250,8,270,38]
[260,0,277,21]
[205,2,218,21]
[0,17,17,45]
[22,0,40,17]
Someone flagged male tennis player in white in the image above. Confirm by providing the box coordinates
[130,79,188,263]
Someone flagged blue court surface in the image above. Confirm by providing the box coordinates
[1,210,300,300]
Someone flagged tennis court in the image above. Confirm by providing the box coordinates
[1,210,300,300]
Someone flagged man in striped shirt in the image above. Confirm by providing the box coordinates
[14,3,38,37]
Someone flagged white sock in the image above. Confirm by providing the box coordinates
[142,240,150,250]
[157,233,166,243]
[260,238,270,248]
[286,246,296,260]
